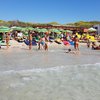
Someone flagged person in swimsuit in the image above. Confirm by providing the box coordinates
[73,35,79,50]
[38,35,48,50]
[87,37,91,48]
[28,31,33,50]
[5,32,10,49]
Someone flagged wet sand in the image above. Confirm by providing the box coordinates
[0,40,100,71]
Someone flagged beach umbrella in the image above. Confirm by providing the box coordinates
[0,26,10,32]
[59,29,73,33]
[59,29,68,33]
[11,26,23,31]
[25,27,34,31]
[34,28,41,32]
[50,29,61,34]
[59,29,65,32]
[66,30,73,33]
[88,27,97,32]
[89,36,96,42]
[21,27,27,32]
[76,33,81,39]
[38,28,48,33]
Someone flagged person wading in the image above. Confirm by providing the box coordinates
[28,31,33,50]
[5,32,10,49]
[73,35,79,50]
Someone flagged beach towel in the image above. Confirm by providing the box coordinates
[24,39,37,46]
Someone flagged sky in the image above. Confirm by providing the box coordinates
[0,0,100,24]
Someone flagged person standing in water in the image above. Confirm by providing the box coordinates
[38,35,48,51]
[87,37,91,48]
[28,31,33,50]
[5,32,10,49]
[73,35,79,50]
[44,34,49,50]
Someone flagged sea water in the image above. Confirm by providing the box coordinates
[0,45,100,100]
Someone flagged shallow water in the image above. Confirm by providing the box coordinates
[0,45,100,100]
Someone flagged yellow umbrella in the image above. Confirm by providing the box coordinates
[76,33,81,38]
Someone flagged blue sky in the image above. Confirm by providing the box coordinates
[0,0,100,24]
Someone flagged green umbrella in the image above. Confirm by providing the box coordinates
[66,30,73,33]
[59,29,72,33]
[59,29,67,33]
[50,29,61,34]
[38,28,48,33]
[25,27,34,31]
[34,28,41,32]
[21,28,27,32]
[0,26,10,33]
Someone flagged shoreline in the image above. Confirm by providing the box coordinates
[0,39,87,50]
[0,40,100,71]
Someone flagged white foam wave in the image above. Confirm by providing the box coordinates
[10,83,25,88]
[0,63,100,75]
[0,66,65,75]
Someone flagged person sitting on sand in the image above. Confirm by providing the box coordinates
[92,42,100,50]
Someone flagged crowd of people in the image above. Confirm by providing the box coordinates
[0,30,100,52]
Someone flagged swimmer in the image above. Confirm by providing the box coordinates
[66,48,80,54]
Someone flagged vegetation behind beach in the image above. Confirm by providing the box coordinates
[0,20,100,28]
